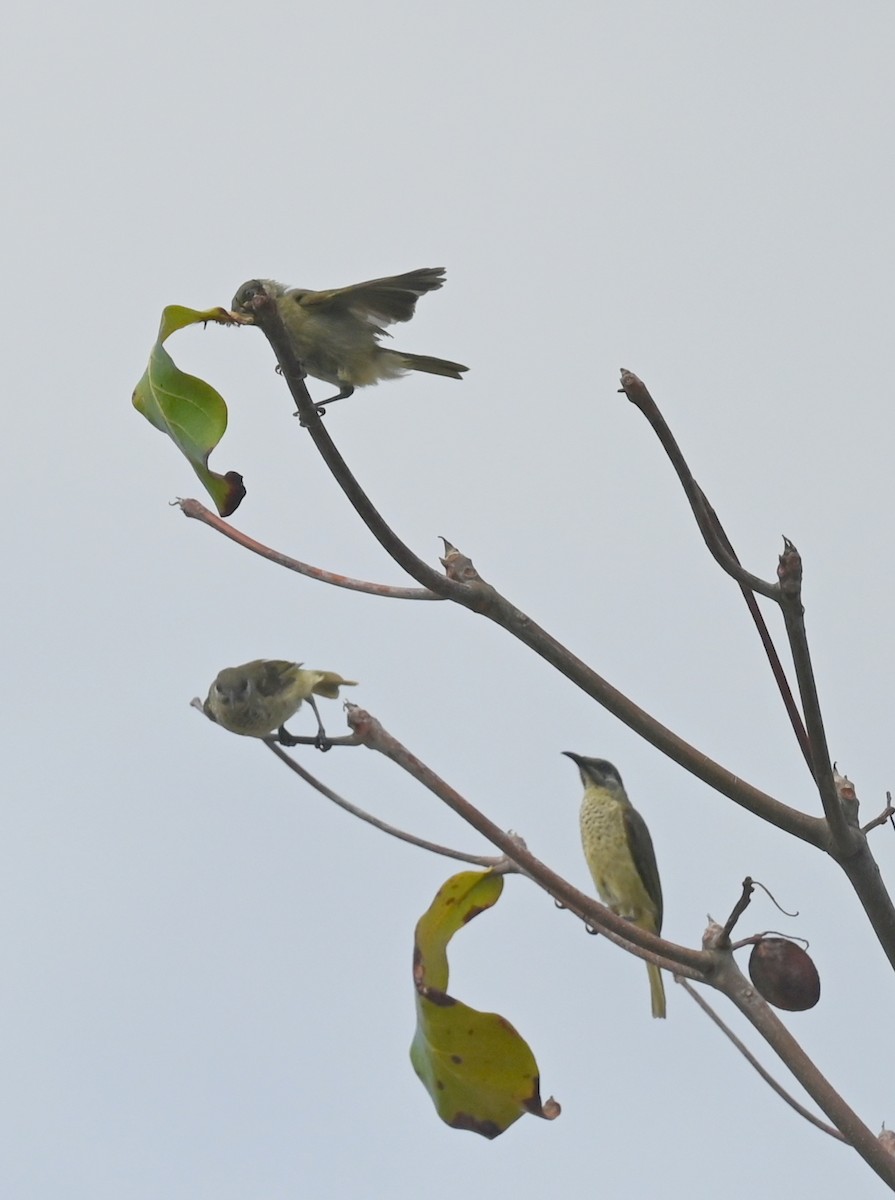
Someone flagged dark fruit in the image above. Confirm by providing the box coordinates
[748,938,820,1011]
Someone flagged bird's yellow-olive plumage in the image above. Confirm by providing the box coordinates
[204,659,356,747]
[231,267,467,406]
[564,753,666,1019]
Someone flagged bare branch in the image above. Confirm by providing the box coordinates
[177,498,442,601]
[241,293,468,601]
[718,877,756,945]
[719,878,801,948]
[613,392,895,969]
[263,740,507,867]
[618,370,812,769]
[208,322,895,970]
[348,702,710,977]
[862,794,895,836]
[679,977,845,1142]
[239,318,822,846]
[340,699,894,1184]
[442,556,824,845]
[702,938,895,1187]
[618,370,778,598]
[776,541,853,847]
[239,312,824,845]
[698,488,813,770]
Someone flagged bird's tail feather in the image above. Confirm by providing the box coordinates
[398,351,468,380]
[310,672,358,700]
[648,963,666,1019]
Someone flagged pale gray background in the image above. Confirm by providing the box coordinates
[4,2,895,1197]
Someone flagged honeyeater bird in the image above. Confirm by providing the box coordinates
[564,753,666,1019]
[204,660,357,749]
[231,267,468,406]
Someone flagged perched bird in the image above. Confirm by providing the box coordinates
[563,753,666,1019]
[204,659,357,749]
[231,267,468,406]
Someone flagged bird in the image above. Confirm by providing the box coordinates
[231,267,468,406]
[203,659,357,750]
[563,753,666,1018]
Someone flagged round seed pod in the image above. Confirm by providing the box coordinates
[748,938,820,1011]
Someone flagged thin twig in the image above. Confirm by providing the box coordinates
[679,978,845,1142]
[776,540,850,843]
[704,947,895,1187]
[863,801,895,836]
[718,878,755,946]
[264,740,507,867]
[618,371,811,769]
[244,293,464,600]
[694,487,812,770]
[618,370,777,599]
[177,498,441,600]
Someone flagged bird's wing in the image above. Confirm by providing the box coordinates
[623,807,664,930]
[292,267,447,328]
[254,660,301,697]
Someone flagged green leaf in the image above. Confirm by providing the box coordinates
[410,870,560,1138]
[132,306,246,516]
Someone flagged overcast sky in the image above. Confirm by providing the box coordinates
[5,3,895,1197]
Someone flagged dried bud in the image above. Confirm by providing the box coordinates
[749,938,820,1011]
[439,537,481,584]
[776,538,802,596]
[879,1126,895,1156]
[833,764,860,825]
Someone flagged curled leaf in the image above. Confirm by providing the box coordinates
[132,306,245,516]
[410,870,560,1138]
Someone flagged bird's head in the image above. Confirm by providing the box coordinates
[208,666,254,710]
[231,279,286,318]
[562,752,625,792]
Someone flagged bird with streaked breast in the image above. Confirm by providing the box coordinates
[231,267,468,407]
[564,753,666,1019]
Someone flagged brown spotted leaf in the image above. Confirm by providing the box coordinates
[410,870,560,1138]
[132,305,246,516]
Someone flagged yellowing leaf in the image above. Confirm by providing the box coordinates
[410,871,560,1138]
[132,306,246,516]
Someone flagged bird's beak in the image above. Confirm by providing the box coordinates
[562,751,584,766]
